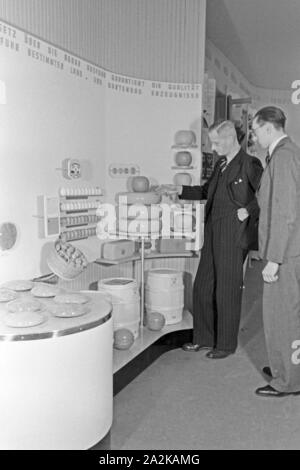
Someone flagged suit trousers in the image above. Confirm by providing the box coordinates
[263,255,300,393]
[193,212,247,352]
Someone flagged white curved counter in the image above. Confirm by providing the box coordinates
[0,290,113,450]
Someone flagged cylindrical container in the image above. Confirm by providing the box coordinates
[145,269,184,324]
[173,209,194,232]
[98,278,140,338]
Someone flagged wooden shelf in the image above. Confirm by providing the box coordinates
[94,250,199,266]
[171,166,197,170]
[171,145,198,149]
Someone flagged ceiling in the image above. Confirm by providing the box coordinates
[206,0,300,90]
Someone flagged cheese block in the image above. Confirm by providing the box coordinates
[156,238,193,253]
[102,240,136,260]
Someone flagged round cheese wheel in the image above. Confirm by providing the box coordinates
[2,280,33,292]
[54,293,90,304]
[4,312,46,328]
[0,289,18,302]
[7,299,42,313]
[31,284,61,298]
[48,303,90,318]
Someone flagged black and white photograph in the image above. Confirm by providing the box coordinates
[0,0,300,452]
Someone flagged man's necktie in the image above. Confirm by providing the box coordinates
[265,151,271,166]
[219,156,228,172]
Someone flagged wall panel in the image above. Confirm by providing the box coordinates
[0,0,206,83]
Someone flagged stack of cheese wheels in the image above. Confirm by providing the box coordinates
[174,130,197,147]
[116,176,162,237]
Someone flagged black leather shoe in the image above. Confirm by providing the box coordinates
[262,366,273,378]
[255,384,300,397]
[182,343,211,352]
[206,349,233,359]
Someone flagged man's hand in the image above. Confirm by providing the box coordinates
[154,184,182,196]
[262,261,279,283]
[237,208,249,221]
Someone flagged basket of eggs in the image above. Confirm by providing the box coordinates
[47,240,88,281]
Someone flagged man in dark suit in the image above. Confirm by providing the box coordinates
[160,120,263,358]
[253,106,300,397]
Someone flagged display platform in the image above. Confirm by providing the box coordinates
[112,310,193,395]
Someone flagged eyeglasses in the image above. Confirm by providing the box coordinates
[251,123,266,136]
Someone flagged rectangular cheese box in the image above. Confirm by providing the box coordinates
[102,239,136,260]
[156,238,192,253]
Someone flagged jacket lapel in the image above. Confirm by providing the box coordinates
[226,148,244,185]
[257,136,291,192]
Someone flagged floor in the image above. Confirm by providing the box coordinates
[92,260,300,450]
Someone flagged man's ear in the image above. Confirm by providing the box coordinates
[266,123,273,135]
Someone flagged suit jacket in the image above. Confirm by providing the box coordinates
[180,147,263,250]
[257,136,300,264]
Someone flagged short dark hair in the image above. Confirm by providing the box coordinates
[254,106,286,130]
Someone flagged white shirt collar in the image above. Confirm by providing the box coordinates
[269,134,288,156]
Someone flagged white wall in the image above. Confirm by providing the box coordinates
[105,77,202,202]
[205,39,300,147]
[0,0,206,83]
[0,25,106,282]
[0,21,203,285]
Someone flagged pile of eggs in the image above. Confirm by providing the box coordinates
[54,240,88,269]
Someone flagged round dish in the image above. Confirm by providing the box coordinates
[48,303,90,318]
[1,280,34,292]
[7,299,42,313]
[0,289,18,302]
[31,284,61,298]
[116,192,162,205]
[4,312,46,328]
[54,293,90,305]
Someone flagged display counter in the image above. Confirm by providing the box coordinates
[0,290,112,450]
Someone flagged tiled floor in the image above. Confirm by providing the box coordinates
[92,261,300,450]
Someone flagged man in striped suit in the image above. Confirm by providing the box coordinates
[160,120,263,358]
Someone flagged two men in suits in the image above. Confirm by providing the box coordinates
[160,120,263,358]
[253,106,300,397]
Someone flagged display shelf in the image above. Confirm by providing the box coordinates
[64,223,89,228]
[171,166,197,170]
[94,250,199,266]
[171,144,198,149]
[113,310,193,373]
